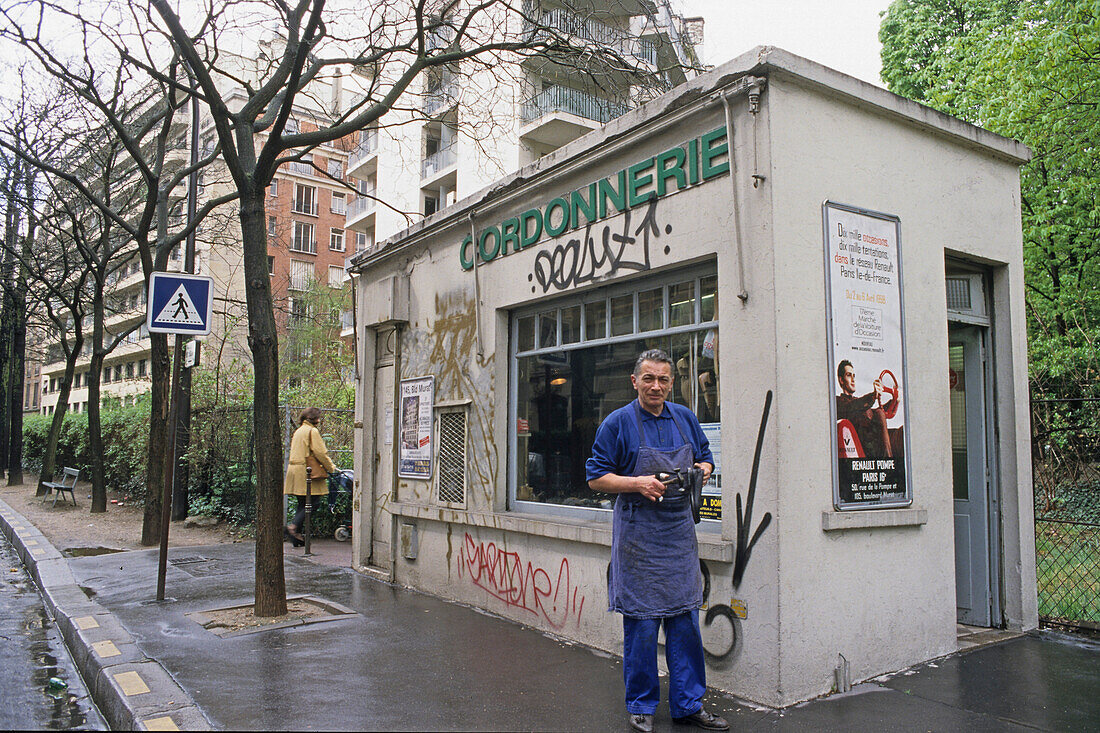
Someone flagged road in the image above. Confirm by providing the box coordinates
[0,532,106,730]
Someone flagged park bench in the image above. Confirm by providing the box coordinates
[41,467,79,507]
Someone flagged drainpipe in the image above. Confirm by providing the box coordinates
[468,211,484,358]
[716,76,766,305]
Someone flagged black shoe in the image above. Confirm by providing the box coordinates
[629,713,654,733]
[673,708,729,730]
[284,527,304,548]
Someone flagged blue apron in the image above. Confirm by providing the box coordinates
[608,402,703,618]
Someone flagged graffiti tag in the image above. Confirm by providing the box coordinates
[733,390,773,588]
[458,533,585,630]
[530,199,668,293]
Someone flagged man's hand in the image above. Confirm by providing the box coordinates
[694,462,714,484]
[635,475,666,502]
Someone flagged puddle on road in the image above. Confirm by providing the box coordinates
[63,547,124,558]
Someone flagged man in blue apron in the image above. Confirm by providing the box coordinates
[586,349,728,733]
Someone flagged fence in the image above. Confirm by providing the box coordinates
[186,404,355,526]
[1031,396,1100,630]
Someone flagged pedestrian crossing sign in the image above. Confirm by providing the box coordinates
[146,272,213,335]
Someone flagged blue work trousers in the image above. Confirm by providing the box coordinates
[622,611,706,718]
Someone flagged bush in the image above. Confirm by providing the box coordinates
[22,401,149,497]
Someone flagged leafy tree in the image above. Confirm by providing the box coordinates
[880,0,1100,398]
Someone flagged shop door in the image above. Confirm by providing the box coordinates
[949,324,997,626]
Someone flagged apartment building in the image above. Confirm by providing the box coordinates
[344,0,702,253]
[37,0,701,413]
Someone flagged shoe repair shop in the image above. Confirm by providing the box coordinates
[347,47,1037,707]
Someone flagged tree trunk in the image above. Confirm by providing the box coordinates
[241,190,286,617]
[87,287,107,514]
[143,332,170,543]
[36,339,80,495]
[7,259,27,485]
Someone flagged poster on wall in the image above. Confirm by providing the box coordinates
[398,376,434,479]
[823,202,912,510]
[700,423,722,521]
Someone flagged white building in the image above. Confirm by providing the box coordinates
[348,47,1037,707]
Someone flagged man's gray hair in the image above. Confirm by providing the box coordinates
[634,348,673,375]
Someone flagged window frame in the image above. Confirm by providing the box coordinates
[507,264,718,522]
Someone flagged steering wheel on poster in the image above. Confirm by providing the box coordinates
[877,369,900,419]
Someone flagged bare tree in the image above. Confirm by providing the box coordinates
[4,0,695,615]
[0,12,235,538]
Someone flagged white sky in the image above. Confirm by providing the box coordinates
[674,0,892,87]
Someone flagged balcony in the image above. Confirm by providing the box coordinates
[422,74,459,116]
[526,7,658,69]
[344,193,377,231]
[421,144,457,179]
[519,86,628,148]
[347,130,379,178]
[285,159,317,177]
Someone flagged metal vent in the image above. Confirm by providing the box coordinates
[437,411,466,505]
[946,277,972,311]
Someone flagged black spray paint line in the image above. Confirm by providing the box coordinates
[732,390,773,589]
[699,560,738,661]
[530,198,666,293]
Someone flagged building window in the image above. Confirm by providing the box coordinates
[331,192,346,215]
[328,265,346,288]
[268,215,277,236]
[327,159,344,178]
[291,221,316,254]
[289,259,313,291]
[268,255,275,275]
[269,179,278,197]
[329,227,345,252]
[126,362,135,379]
[356,231,372,251]
[138,359,147,377]
[288,297,310,325]
[424,196,439,216]
[292,183,317,216]
[511,267,719,514]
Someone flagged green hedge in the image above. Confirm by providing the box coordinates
[22,401,150,501]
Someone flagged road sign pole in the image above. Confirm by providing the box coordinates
[156,333,184,601]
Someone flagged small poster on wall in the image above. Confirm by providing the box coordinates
[699,423,722,521]
[398,376,434,479]
[823,202,912,510]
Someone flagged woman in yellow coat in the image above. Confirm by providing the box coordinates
[284,407,337,545]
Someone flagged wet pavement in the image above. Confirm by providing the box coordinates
[0,533,107,731]
[64,540,1100,732]
[3,494,1100,731]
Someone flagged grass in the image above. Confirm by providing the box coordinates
[1035,519,1100,625]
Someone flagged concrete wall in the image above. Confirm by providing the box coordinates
[351,47,1033,708]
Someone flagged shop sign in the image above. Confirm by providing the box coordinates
[823,202,912,510]
[459,127,731,270]
[398,376,434,479]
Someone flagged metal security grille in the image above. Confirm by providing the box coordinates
[437,411,467,505]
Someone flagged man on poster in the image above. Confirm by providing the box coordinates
[586,349,727,733]
[836,359,894,458]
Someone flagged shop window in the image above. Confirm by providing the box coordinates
[511,267,719,514]
[437,410,467,506]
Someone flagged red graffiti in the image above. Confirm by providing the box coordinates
[458,533,585,630]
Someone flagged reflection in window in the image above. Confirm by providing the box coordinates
[513,270,719,510]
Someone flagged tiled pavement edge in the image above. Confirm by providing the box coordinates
[0,497,211,732]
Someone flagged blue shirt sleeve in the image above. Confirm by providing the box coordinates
[585,406,632,482]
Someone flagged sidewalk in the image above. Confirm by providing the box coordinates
[3,495,1099,731]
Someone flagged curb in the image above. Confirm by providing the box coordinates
[0,497,212,731]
